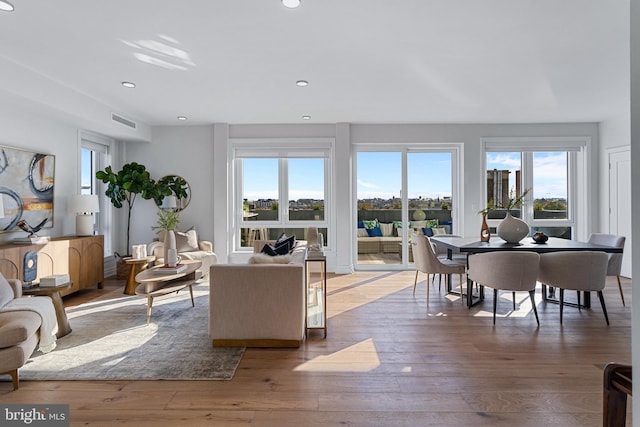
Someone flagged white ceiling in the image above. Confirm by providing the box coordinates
[0,1,630,129]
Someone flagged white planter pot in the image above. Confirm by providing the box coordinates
[497,212,530,244]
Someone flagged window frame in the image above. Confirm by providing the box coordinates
[79,131,114,255]
[353,143,463,270]
[481,137,590,239]
[231,138,334,253]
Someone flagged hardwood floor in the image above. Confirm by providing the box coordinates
[0,272,631,426]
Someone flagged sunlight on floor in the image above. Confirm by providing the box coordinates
[294,338,380,372]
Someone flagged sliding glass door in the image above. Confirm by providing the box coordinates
[356,148,456,268]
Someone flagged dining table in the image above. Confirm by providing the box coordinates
[429,235,623,308]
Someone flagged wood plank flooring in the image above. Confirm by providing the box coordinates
[0,272,632,426]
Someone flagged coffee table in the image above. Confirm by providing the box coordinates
[22,282,73,338]
[134,260,201,324]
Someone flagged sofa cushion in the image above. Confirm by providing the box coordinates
[0,274,14,308]
[249,253,292,264]
[379,222,394,237]
[0,311,41,348]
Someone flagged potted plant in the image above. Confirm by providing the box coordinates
[96,162,158,252]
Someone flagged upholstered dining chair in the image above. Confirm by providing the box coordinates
[466,251,540,325]
[410,234,465,304]
[588,233,626,306]
[537,251,610,325]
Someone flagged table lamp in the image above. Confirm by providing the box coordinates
[160,195,177,211]
[69,195,100,236]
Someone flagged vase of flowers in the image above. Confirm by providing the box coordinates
[151,208,180,265]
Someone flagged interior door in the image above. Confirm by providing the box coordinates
[609,148,632,278]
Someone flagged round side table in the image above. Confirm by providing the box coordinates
[22,282,73,338]
[123,256,156,295]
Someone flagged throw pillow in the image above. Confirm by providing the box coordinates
[275,233,288,246]
[357,228,369,238]
[425,219,439,228]
[277,234,296,251]
[432,227,447,235]
[175,230,199,252]
[379,222,394,237]
[260,244,278,256]
[366,227,383,237]
[363,219,379,229]
[274,241,291,255]
[422,227,434,237]
[357,221,365,229]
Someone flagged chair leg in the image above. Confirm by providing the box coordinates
[577,291,581,311]
[413,270,419,296]
[459,274,464,305]
[598,291,610,326]
[617,276,625,306]
[559,289,564,324]
[529,290,540,326]
[512,291,516,311]
[426,273,430,303]
[493,288,498,325]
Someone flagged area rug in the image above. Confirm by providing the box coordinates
[19,282,244,381]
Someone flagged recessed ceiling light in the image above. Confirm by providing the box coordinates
[121,81,136,88]
[177,116,187,121]
[302,115,311,120]
[282,0,301,8]
[296,80,308,87]
[0,1,14,12]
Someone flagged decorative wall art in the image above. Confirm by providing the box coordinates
[0,145,55,233]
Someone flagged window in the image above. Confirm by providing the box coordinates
[80,133,113,254]
[233,139,332,251]
[483,138,586,240]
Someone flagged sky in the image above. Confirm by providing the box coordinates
[239,151,567,202]
[487,151,567,199]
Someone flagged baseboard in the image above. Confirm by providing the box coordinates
[212,339,301,348]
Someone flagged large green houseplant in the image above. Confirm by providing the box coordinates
[96,162,158,251]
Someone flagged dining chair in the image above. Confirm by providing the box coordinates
[466,251,540,325]
[538,251,610,325]
[410,234,465,304]
[588,233,626,306]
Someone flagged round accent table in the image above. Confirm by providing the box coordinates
[123,256,156,295]
[22,282,73,338]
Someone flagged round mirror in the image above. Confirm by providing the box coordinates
[158,175,191,212]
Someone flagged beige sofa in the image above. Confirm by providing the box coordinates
[209,240,306,348]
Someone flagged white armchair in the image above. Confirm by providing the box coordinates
[148,230,217,280]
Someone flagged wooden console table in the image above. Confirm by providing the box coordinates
[0,235,104,297]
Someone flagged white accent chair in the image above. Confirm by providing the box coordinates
[467,251,540,325]
[587,233,626,306]
[538,251,610,325]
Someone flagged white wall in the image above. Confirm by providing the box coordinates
[0,93,86,245]
[124,125,216,252]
